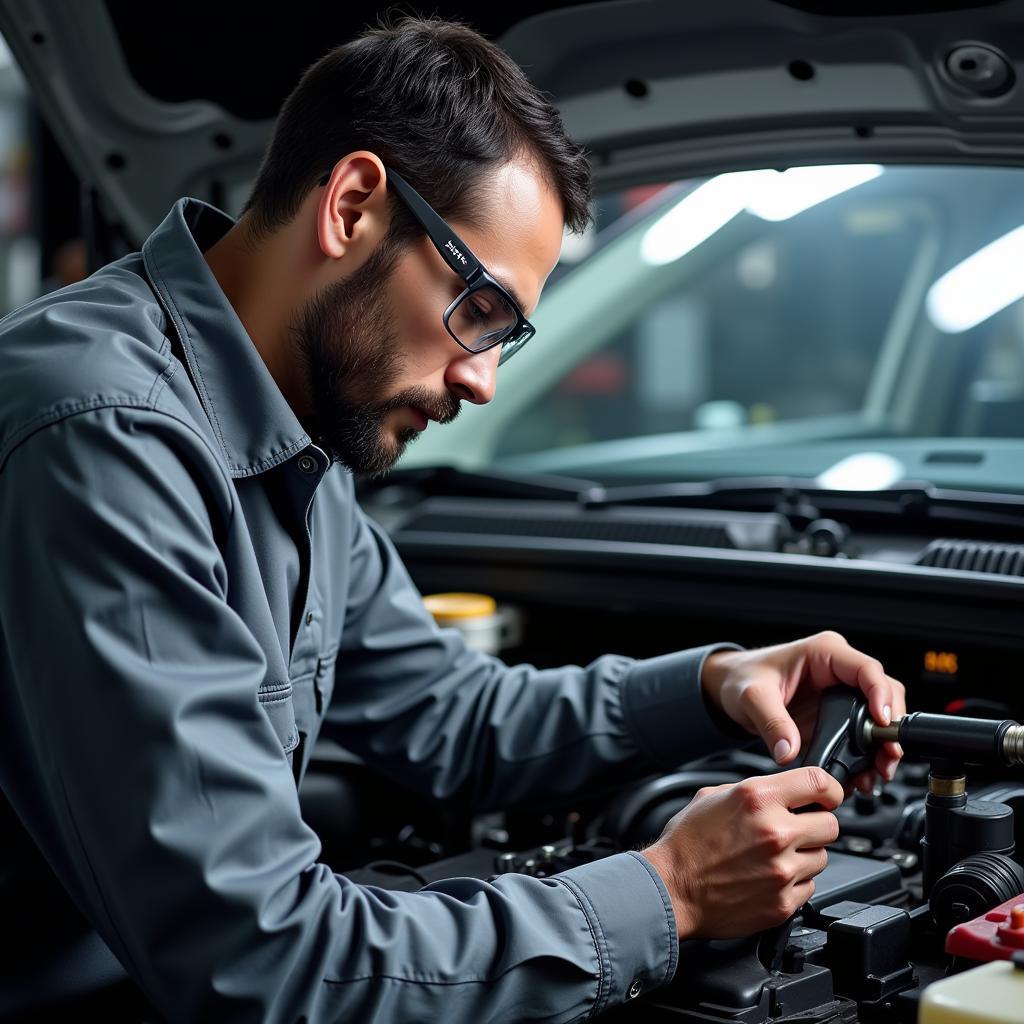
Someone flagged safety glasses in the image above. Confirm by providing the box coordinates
[318,167,536,365]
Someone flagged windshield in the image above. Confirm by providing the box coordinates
[401,164,1024,496]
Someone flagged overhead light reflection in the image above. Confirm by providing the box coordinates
[640,171,772,266]
[746,164,883,221]
[816,452,905,491]
[926,224,1024,334]
[641,164,883,267]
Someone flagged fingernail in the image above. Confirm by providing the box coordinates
[773,739,791,763]
[883,705,892,725]
[885,763,896,781]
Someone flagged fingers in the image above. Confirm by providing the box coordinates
[807,632,895,728]
[735,679,802,766]
[874,743,902,781]
[791,847,830,883]
[879,675,908,779]
[805,633,908,781]
[787,877,817,911]
[870,677,906,780]
[773,766,845,811]
[792,809,840,849]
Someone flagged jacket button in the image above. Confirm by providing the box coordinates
[628,979,643,999]
[297,455,318,474]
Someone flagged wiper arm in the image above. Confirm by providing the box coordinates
[589,476,1024,530]
[365,468,1024,532]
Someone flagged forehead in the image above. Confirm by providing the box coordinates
[452,160,565,317]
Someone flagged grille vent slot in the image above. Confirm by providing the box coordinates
[917,539,1024,577]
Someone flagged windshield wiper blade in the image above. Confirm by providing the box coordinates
[588,476,1024,528]
[365,468,1024,529]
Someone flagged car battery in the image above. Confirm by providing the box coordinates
[946,894,1024,962]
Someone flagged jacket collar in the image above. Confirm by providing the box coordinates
[142,196,310,478]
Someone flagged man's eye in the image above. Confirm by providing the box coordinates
[468,300,493,324]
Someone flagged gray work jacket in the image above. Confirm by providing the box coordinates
[0,196,741,1022]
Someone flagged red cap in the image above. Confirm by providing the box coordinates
[947,895,1024,961]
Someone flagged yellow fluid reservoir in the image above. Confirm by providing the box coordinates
[422,593,497,622]
[920,957,1024,1024]
[422,593,509,655]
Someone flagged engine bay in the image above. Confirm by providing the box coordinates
[292,477,1024,1021]
[336,709,1024,1022]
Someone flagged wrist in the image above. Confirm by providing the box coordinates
[700,649,735,711]
[639,844,696,940]
[699,648,757,742]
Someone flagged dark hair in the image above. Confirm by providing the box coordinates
[239,15,592,247]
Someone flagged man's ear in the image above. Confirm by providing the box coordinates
[317,152,388,260]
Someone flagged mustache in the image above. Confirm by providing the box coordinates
[377,386,462,425]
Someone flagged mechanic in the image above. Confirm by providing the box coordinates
[0,15,906,1023]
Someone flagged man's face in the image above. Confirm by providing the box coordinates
[292,160,564,477]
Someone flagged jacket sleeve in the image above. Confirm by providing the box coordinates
[0,405,700,1022]
[320,486,745,809]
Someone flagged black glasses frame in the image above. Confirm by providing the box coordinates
[317,168,536,365]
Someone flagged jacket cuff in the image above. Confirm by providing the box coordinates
[554,851,678,1017]
[619,644,747,768]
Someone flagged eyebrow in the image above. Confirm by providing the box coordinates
[441,235,530,318]
[320,169,531,317]
[420,216,529,315]
[490,272,529,318]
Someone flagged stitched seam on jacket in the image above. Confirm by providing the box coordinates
[146,336,176,406]
[552,875,608,1020]
[143,243,231,462]
[227,435,311,479]
[1,395,159,469]
[142,243,311,478]
[258,682,292,696]
[257,692,294,707]
[624,850,679,986]
[0,402,238,545]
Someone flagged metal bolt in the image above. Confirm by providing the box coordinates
[944,44,1014,97]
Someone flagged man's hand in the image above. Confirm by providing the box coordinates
[641,768,843,939]
[701,632,906,790]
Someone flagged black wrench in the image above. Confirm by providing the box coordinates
[756,688,875,971]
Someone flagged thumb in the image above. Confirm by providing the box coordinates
[740,683,802,765]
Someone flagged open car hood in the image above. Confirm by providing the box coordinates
[1,0,1023,246]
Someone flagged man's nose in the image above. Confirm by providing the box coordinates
[444,344,501,405]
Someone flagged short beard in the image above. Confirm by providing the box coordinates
[291,237,461,479]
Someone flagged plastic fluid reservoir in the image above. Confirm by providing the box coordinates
[422,593,518,655]
[920,954,1024,1024]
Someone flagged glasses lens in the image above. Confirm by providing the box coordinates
[497,329,533,366]
[450,285,517,352]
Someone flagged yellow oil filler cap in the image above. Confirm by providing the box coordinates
[422,593,497,621]
[423,593,508,655]
[920,955,1024,1024]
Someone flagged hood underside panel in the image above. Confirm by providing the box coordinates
[0,0,1021,243]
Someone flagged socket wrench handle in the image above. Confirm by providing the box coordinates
[756,688,873,972]
[801,686,875,788]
